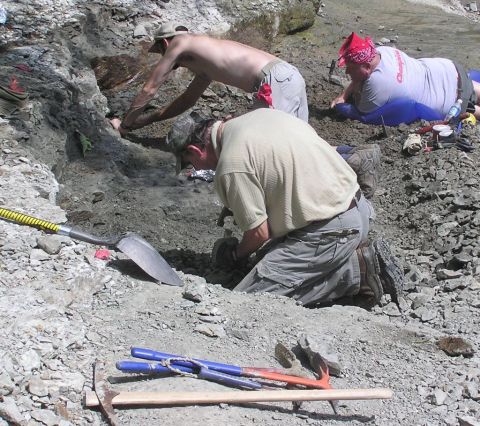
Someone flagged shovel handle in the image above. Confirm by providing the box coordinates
[0,208,60,233]
[0,207,116,246]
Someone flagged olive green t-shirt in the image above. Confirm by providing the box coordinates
[212,109,359,238]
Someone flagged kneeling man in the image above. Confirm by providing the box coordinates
[167,108,403,307]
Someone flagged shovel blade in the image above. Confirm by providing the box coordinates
[116,234,183,286]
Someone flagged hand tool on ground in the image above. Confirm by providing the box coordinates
[276,341,338,414]
[84,387,393,409]
[116,360,261,389]
[129,347,333,390]
[0,207,182,286]
[94,360,119,426]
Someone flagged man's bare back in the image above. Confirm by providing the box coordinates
[111,31,302,134]
[173,35,277,92]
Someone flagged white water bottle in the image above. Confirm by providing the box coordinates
[444,99,462,122]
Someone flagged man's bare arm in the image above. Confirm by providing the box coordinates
[330,81,361,108]
[120,45,182,130]
[124,75,211,128]
[236,220,270,259]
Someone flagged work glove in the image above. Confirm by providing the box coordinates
[211,237,240,268]
[402,134,423,156]
[216,206,234,227]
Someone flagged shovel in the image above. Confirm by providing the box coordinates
[0,207,182,286]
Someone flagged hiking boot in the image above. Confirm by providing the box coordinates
[373,238,404,304]
[356,239,404,308]
[346,144,380,199]
[356,243,384,309]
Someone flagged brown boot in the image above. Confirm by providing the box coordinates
[356,242,384,309]
[356,239,404,308]
[346,144,380,199]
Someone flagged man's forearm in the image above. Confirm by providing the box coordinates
[121,91,201,132]
[236,221,270,259]
[121,91,153,130]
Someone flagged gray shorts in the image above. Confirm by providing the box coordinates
[252,59,309,122]
[234,193,375,307]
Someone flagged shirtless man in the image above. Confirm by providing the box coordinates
[110,22,308,134]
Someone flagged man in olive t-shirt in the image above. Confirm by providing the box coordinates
[166,109,404,307]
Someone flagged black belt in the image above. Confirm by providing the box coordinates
[347,189,362,211]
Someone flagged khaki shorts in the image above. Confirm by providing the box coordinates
[253,59,309,122]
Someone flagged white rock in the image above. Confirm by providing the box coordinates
[19,349,41,372]
[28,375,49,397]
[458,416,480,426]
[433,388,447,405]
[30,409,61,426]
[0,396,25,424]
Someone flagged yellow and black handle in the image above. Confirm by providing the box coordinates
[0,207,61,233]
[0,207,116,246]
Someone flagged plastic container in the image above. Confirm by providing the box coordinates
[432,124,451,141]
[439,129,454,142]
[444,99,463,122]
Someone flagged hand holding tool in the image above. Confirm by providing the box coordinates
[211,237,240,268]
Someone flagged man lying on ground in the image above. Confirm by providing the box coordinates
[165,108,404,308]
[110,22,308,134]
[330,32,480,119]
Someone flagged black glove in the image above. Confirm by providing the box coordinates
[211,237,240,268]
[216,207,234,227]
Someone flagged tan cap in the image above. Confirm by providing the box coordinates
[154,22,188,40]
[149,22,188,53]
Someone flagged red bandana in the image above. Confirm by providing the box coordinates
[256,83,273,107]
[338,32,377,67]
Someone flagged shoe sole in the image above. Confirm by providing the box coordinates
[374,239,404,303]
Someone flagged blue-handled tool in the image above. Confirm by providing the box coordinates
[131,347,242,376]
[116,360,261,389]
[130,347,333,390]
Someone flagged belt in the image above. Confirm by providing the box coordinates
[253,58,285,92]
[347,189,362,211]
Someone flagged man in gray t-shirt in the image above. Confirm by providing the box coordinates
[330,32,480,119]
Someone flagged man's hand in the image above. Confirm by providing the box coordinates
[211,237,241,268]
[330,94,346,109]
[216,207,234,227]
[109,118,129,136]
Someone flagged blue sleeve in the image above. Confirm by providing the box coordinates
[468,69,480,83]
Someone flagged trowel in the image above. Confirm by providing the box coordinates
[0,207,183,286]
